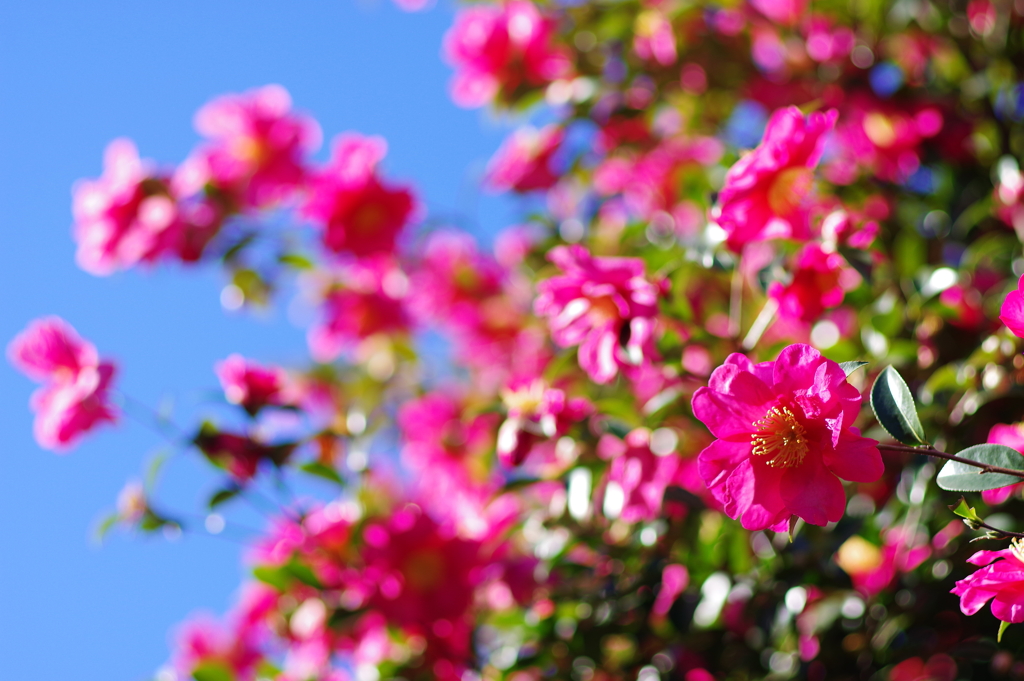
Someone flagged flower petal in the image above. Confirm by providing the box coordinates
[822,431,883,483]
[780,454,845,526]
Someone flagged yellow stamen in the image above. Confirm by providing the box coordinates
[1012,537,1024,563]
[751,405,809,468]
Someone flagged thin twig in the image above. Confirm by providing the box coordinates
[877,443,1024,480]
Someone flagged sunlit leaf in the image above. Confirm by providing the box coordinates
[936,444,1024,491]
[871,366,927,445]
[839,361,869,377]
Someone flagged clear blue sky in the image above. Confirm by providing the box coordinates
[0,2,519,677]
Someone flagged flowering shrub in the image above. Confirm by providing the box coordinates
[13,0,1024,679]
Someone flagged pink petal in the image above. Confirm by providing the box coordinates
[991,591,1024,623]
[772,343,823,394]
[822,431,883,483]
[780,454,845,526]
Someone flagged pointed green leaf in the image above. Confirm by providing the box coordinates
[278,253,314,270]
[871,366,927,445]
[253,565,290,591]
[299,462,344,486]
[949,497,983,523]
[208,486,241,509]
[936,444,1024,491]
[93,512,121,543]
[192,661,235,681]
[999,620,1011,643]
[839,361,869,377]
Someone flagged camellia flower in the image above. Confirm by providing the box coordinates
[216,354,288,416]
[496,378,592,467]
[8,316,118,451]
[485,125,564,193]
[715,106,837,252]
[443,0,572,108]
[598,428,684,523]
[534,245,660,384]
[768,242,854,322]
[303,134,416,257]
[691,344,882,530]
[308,257,412,363]
[72,138,181,275]
[1000,274,1024,338]
[186,84,321,209]
[952,541,1024,625]
[172,612,265,681]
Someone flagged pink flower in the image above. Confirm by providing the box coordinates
[443,0,572,108]
[194,429,286,483]
[952,542,1024,624]
[1000,274,1024,338]
[303,134,416,257]
[691,344,882,530]
[496,378,592,467]
[715,106,837,252]
[768,242,853,322]
[8,317,118,451]
[599,428,684,523]
[534,245,660,384]
[308,257,412,363]
[485,125,564,192]
[981,423,1024,505]
[216,354,288,416]
[72,139,181,275]
[652,564,689,617]
[749,0,808,25]
[633,9,677,65]
[835,528,931,597]
[188,84,321,209]
[173,613,265,681]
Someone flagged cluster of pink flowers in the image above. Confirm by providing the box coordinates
[496,377,592,467]
[8,317,118,451]
[216,354,290,416]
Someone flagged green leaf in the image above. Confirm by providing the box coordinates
[93,512,121,543]
[936,444,1024,491]
[870,366,927,445]
[192,661,235,681]
[285,559,324,589]
[999,620,1011,643]
[299,462,345,486]
[253,565,291,591]
[278,253,315,270]
[144,450,170,492]
[839,361,869,377]
[208,486,241,509]
[949,497,983,523]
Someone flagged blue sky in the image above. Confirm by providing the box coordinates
[0,1,520,677]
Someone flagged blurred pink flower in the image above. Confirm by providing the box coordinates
[73,138,181,275]
[1000,274,1024,338]
[715,106,837,252]
[768,242,854,322]
[749,0,807,25]
[633,9,677,65]
[485,125,564,192]
[599,428,684,523]
[535,245,660,384]
[187,84,321,209]
[836,528,931,597]
[173,613,265,681]
[981,423,1024,505]
[8,317,118,451]
[303,134,416,257]
[443,0,572,108]
[308,257,412,363]
[216,354,288,415]
[652,564,689,617]
[496,378,592,467]
[952,542,1024,624]
[691,344,881,530]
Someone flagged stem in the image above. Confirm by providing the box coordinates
[877,443,1024,480]
[729,255,744,339]
[974,518,1024,540]
[742,297,778,350]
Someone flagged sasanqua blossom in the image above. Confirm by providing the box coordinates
[186,84,321,209]
[534,245,660,384]
[216,355,289,416]
[485,125,564,193]
[952,542,1024,625]
[715,106,837,252]
[303,134,416,257]
[8,317,118,451]
[443,0,572,108]
[999,274,1024,338]
[691,344,882,530]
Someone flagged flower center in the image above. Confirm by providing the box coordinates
[1012,538,1024,563]
[767,167,813,216]
[751,405,809,468]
